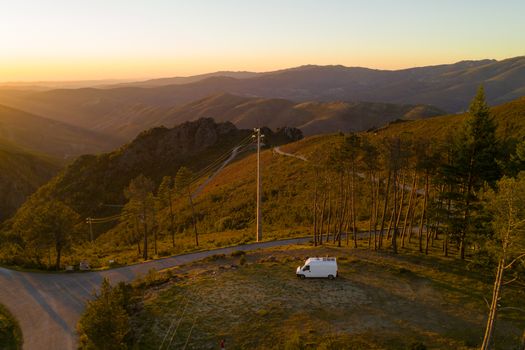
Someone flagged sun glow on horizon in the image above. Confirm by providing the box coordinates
[1,0,524,82]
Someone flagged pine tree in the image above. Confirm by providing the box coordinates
[157,176,176,247]
[441,86,500,259]
[175,166,199,246]
[124,175,155,260]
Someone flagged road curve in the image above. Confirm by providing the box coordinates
[273,146,308,161]
[0,237,311,350]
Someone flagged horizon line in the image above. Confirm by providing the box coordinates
[2,55,523,85]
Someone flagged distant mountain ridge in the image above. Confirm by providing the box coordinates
[154,93,444,136]
[0,104,119,158]
[0,56,522,143]
[104,71,260,88]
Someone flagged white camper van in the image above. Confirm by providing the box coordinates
[296,257,338,279]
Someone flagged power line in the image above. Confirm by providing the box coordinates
[187,135,254,184]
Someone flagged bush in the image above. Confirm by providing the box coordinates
[467,248,496,270]
[410,342,427,350]
[215,216,235,232]
[239,255,247,265]
[77,279,133,349]
[284,332,305,350]
[230,250,246,257]
[0,304,22,350]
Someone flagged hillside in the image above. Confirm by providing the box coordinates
[0,104,118,158]
[156,93,444,136]
[4,96,525,266]
[376,96,525,139]
[0,139,61,221]
[11,118,302,229]
[0,57,522,140]
[87,95,525,263]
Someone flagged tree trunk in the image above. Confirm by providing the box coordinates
[386,207,395,240]
[169,191,175,247]
[444,186,452,257]
[312,172,319,246]
[351,161,357,248]
[373,174,381,250]
[319,193,327,245]
[327,190,332,243]
[481,259,505,350]
[337,173,347,247]
[407,195,419,243]
[143,220,148,260]
[135,216,141,255]
[378,171,391,250]
[55,244,61,270]
[368,171,375,249]
[188,192,199,247]
[395,170,407,229]
[391,169,398,254]
[418,171,429,253]
[460,156,475,260]
[401,171,418,248]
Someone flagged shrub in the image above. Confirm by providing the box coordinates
[410,342,427,350]
[239,255,247,265]
[230,250,246,257]
[0,304,22,350]
[215,216,235,232]
[77,279,133,349]
[284,332,305,350]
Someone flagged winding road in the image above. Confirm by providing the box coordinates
[273,146,308,161]
[0,237,310,350]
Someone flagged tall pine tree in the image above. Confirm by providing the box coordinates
[441,86,500,259]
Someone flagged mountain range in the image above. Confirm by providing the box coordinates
[0,56,523,144]
[0,104,117,159]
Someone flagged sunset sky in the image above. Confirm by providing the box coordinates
[1,0,524,82]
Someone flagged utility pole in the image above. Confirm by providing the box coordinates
[253,128,264,242]
[86,217,93,242]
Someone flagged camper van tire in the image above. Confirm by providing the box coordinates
[299,274,305,279]
[328,274,335,280]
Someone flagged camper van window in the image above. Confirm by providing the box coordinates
[303,265,310,271]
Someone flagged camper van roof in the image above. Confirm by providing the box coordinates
[305,257,337,264]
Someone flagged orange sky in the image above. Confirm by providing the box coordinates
[1,0,524,82]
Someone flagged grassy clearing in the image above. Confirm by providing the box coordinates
[128,240,524,350]
[0,304,22,350]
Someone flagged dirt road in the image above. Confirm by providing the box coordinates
[0,237,310,350]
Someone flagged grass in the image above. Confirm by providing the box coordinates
[127,239,525,350]
[0,304,22,350]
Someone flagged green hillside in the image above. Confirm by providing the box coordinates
[0,138,60,221]
[3,119,302,238]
